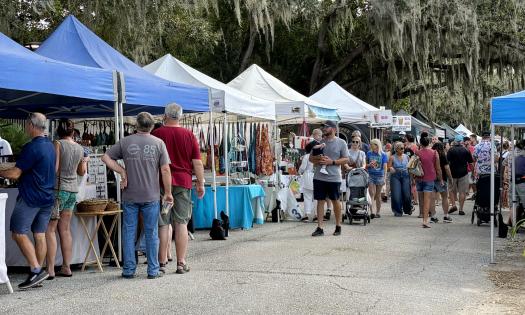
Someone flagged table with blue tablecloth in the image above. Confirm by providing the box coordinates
[192,185,266,230]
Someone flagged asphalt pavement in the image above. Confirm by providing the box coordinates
[0,199,516,314]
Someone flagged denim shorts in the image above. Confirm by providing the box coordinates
[433,180,448,193]
[369,176,385,186]
[10,197,52,234]
[416,180,434,192]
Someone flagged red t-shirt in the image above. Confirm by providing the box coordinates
[152,126,201,189]
[467,145,475,172]
[417,148,437,182]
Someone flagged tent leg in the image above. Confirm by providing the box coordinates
[490,124,495,264]
[511,126,516,227]
[209,110,218,219]
[224,112,229,216]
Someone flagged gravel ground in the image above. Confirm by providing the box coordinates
[0,199,521,314]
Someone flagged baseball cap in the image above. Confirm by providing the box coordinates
[323,120,337,128]
[454,135,464,143]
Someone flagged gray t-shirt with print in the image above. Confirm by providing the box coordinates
[313,137,349,183]
[106,133,171,203]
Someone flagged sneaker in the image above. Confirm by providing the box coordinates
[18,269,49,290]
[122,274,135,279]
[320,167,329,175]
[324,209,332,220]
[370,213,375,219]
[311,227,324,237]
[430,217,439,223]
[448,206,458,214]
[458,210,465,215]
[333,226,341,236]
[147,273,163,279]
[176,262,190,274]
[301,216,309,222]
[443,216,453,223]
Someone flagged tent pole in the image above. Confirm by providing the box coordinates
[209,109,218,219]
[112,71,122,261]
[511,126,516,227]
[224,112,229,216]
[274,121,281,223]
[490,124,495,264]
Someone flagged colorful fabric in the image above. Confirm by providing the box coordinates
[260,125,273,176]
[473,140,495,176]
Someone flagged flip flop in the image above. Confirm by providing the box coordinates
[422,224,431,228]
[57,272,72,277]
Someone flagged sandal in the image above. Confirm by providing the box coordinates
[422,224,431,228]
[176,262,190,274]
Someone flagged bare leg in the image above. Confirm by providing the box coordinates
[375,185,383,214]
[332,199,342,226]
[158,225,169,264]
[167,224,173,261]
[45,220,58,276]
[368,183,376,214]
[174,223,188,265]
[459,192,467,212]
[449,189,456,209]
[422,192,432,225]
[316,200,326,228]
[12,233,40,269]
[58,211,73,274]
[429,192,436,217]
[34,233,47,267]
[441,191,449,216]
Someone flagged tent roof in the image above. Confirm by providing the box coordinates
[144,54,275,120]
[491,91,525,125]
[36,15,209,114]
[454,124,474,136]
[227,64,339,122]
[0,31,118,118]
[309,81,378,123]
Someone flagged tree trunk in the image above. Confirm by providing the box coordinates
[309,16,329,94]
[321,44,366,87]
[239,19,257,74]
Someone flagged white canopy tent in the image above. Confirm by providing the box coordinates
[455,124,474,136]
[144,54,276,120]
[227,64,339,123]
[309,81,378,123]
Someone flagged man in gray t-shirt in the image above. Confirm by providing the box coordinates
[310,121,349,237]
[102,112,173,279]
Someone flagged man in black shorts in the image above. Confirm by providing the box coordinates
[310,121,349,236]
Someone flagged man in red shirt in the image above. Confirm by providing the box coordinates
[152,103,205,274]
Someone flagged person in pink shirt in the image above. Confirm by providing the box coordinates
[415,136,443,228]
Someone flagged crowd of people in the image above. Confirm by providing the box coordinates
[301,123,523,234]
[1,103,204,289]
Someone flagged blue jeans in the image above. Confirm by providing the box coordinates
[122,201,160,277]
[390,171,412,215]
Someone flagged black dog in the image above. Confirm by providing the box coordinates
[220,211,230,237]
[210,219,226,240]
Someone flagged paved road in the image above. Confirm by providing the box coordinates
[0,200,513,314]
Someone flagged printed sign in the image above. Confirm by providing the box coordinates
[369,110,393,128]
[392,116,412,131]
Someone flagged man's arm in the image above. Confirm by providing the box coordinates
[0,167,22,180]
[160,164,173,203]
[101,154,127,189]
[435,153,443,182]
[192,159,205,199]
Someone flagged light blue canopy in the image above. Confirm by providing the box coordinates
[0,31,117,118]
[491,90,525,125]
[37,15,209,114]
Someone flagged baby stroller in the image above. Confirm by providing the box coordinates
[472,174,500,226]
[344,168,371,225]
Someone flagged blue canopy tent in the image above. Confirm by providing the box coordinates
[0,32,117,118]
[489,92,525,263]
[36,15,209,116]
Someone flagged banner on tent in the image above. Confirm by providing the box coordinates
[435,128,445,138]
[369,110,393,128]
[392,116,411,131]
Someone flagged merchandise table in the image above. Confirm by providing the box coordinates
[2,188,99,267]
[192,185,266,229]
[75,210,122,272]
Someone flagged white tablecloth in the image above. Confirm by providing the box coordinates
[3,188,99,267]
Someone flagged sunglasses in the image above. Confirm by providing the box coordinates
[352,141,360,144]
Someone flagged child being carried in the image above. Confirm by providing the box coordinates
[305,129,329,175]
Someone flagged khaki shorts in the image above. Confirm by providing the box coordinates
[450,174,470,194]
[158,186,192,226]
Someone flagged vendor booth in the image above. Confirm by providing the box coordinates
[144,54,276,228]
[489,91,525,263]
[0,31,120,268]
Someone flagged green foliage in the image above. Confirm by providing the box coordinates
[0,122,30,155]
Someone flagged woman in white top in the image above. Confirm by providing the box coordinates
[345,136,366,170]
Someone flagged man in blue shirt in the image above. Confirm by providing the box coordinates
[0,113,56,289]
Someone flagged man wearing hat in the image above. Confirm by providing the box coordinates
[309,121,349,237]
[446,135,474,215]
[473,131,498,178]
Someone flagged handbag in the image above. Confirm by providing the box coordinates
[407,154,424,177]
[51,141,62,220]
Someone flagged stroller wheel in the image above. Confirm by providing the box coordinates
[477,217,482,226]
[348,216,353,225]
[363,216,367,226]
[471,211,475,224]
